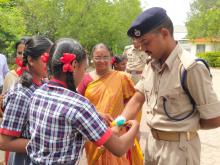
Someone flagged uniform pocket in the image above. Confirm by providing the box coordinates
[160,86,190,115]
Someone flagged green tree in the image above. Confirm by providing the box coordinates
[186,0,220,39]
[20,0,141,55]
[0,0,26,57]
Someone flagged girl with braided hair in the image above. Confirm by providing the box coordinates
[0,35,52,165]
[1,36,30,165]
[26,38,139,165]
[2,36,31,94]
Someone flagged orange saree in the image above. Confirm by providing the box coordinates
[78,70,143,165]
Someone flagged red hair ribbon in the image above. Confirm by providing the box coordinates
[41,53,50,63]
[60,53,76,72]
[111,57,116,65]
[15,57,26,76]
[15,57,23,67]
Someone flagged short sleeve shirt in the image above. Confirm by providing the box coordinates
[26,82,112,164]
[123,45,148,72]
[0,83,38,138]
[135,44,220,131]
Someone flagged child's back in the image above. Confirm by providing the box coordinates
[27,80,110,164]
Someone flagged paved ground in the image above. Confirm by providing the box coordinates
[1,69,220,165]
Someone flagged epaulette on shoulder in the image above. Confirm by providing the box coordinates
[178,49,197,70]
[124,45,133,50]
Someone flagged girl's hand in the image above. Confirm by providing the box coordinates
[98,112,113,126]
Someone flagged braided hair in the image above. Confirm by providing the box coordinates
[49,38,87,92]
[20,36,53,87]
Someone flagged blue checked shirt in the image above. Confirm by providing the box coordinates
[26,82,111,165]
[0,83,39,138]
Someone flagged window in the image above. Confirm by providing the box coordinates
[196,44,205,53]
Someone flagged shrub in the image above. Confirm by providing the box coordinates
[197,51,220,67]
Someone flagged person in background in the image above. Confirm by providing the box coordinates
[123,39,148,84]
[2,37,31,94]
[111,55,128,71]
[78,43,143,165]
[0,53,9,124]
[0,37,30,165]
[0,54,9,94]
[26,38,139,165]
[0,36,52,165]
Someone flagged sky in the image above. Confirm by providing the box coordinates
[141,0,192,26]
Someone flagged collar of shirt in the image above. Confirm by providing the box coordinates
[49,78,67,88]
[150,43,181,73]
[32,77,42,86]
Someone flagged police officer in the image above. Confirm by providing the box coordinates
[123,39,148,84]
[115,7,220,165]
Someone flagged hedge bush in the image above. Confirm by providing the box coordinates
[197,51,220,67]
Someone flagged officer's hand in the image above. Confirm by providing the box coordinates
[125,120,139,129]
[111,126,122,136]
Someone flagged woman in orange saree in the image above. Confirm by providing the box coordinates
[77,43,143,165]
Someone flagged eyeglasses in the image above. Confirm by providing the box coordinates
[17,51,23,55]
[93,56,110,61]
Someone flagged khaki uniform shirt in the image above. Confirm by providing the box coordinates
[135,44,220,132]
[123,45,148,72]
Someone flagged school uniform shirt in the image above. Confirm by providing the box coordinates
[26,81,112,165]
[0,82,40,138]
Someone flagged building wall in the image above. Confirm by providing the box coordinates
[180,42,220,56]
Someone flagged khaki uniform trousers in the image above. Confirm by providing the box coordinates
[144,131,201,165]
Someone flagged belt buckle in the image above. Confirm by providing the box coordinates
[186,131,197,141]
[186,132,191,140]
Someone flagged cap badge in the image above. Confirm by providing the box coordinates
[134,29,141,37]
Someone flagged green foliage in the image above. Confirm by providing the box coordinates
[20,0,141,57]
[0,0,141,61]
[186,0,220,39]
[197,51,220,67]
[0,0,26,57]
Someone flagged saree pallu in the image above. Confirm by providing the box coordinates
[78,71,143,165]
